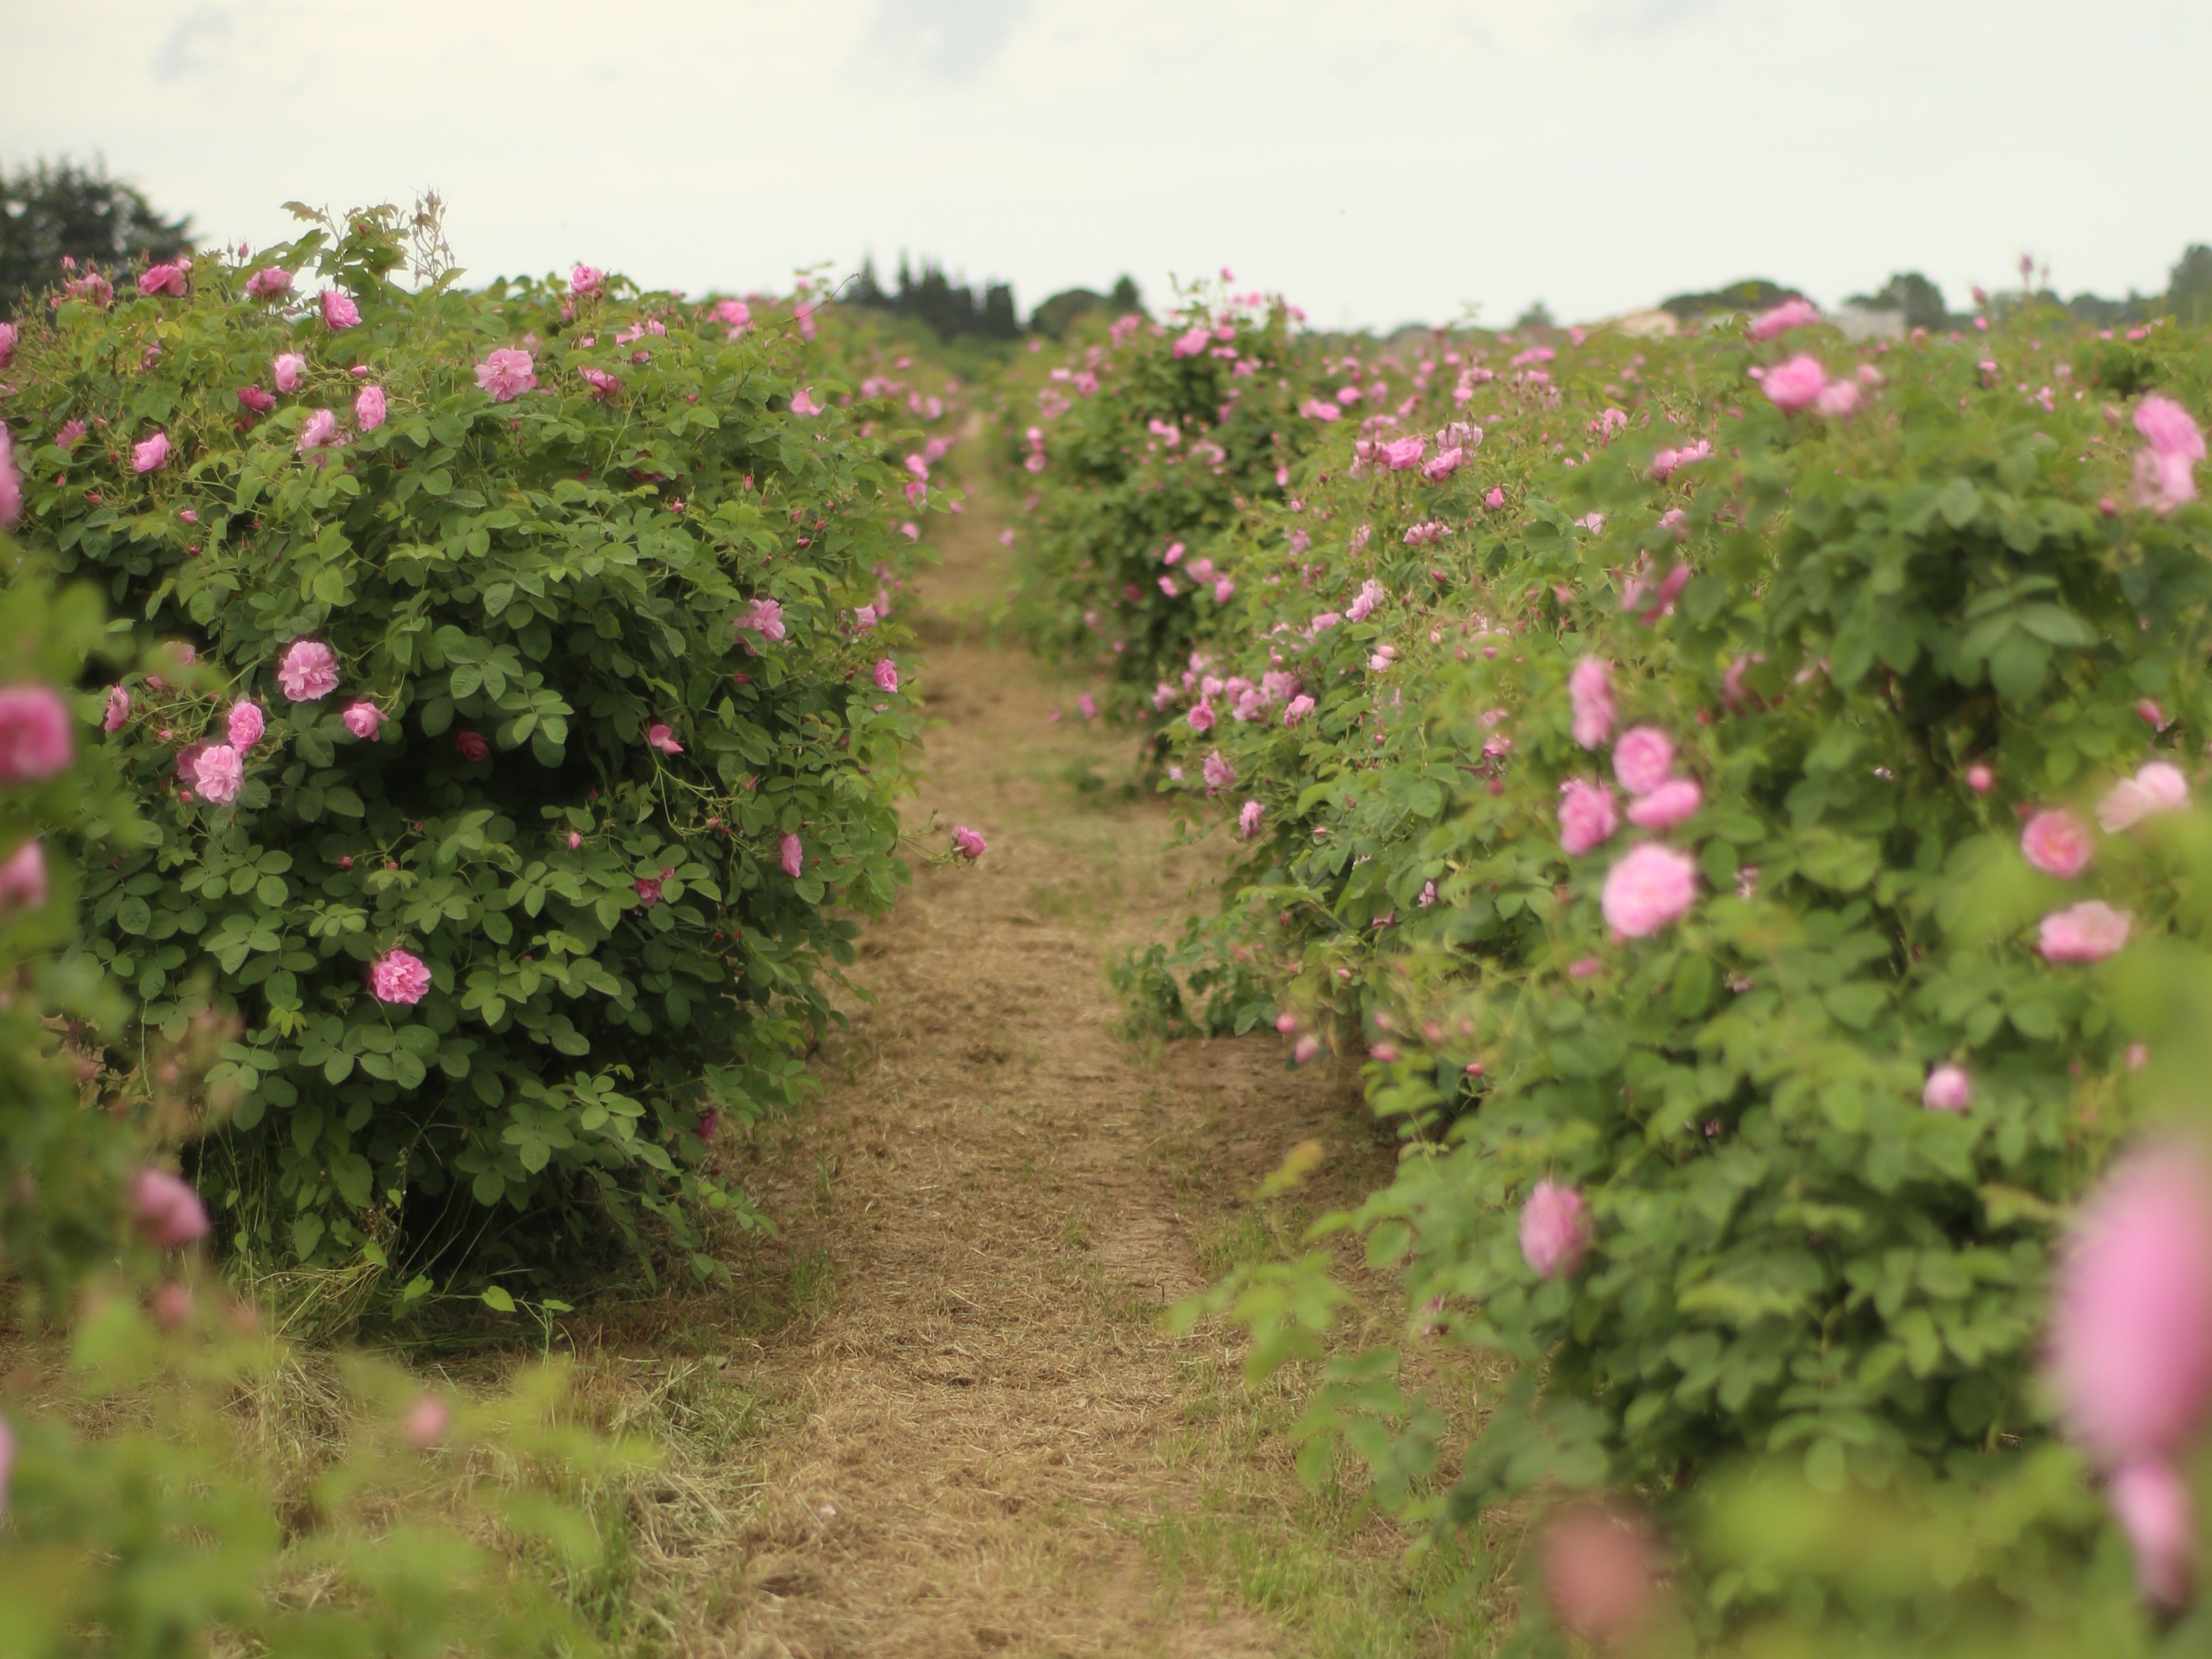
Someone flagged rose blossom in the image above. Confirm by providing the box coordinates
[0,322,15,369]
[369,949,432,1005]
[646,723,684,755]
[780,833,804,877]
[273,353,306,393]
[138,262,187,297]
[1558,780,1620,857]
[1569,657,1614,749]
[342,700,385,740]
[1626,777,1702,830]
[244,266,292,299]
[1520,1179,1589,1278]
[790,387,823,416]
[0,840,48,912]
[1611,726,1675,796]
[1283,695,1315,726]
[0,686,75,781]
[1922,1064,1973,1112]
[2039,900,2131,963]
[1748,296,1821,340]
[1542,1504,1664,1646]
[454,730,490,762]
[570,263,605,297]
[474,347,536,402]
[1601,843,1699,938]
[276,639,340,702]
[192,744,243,804]
[2136,395,2206,461]
[320,289,361,329]
[2099,763,2191,833]
[132,431,171,472]
[0,426,17,531]
[1763,354,1829,413]
[873,658,900,693]
[132,1168,210,1247]
[734,597,786,645]
[225,700,266,750]
[103,686,130,733]
[951,825,987,859]
[354,385,387,430]
[2021,808,2092,878]
[1202,749,1237,794]
[634,874,664,905]
[406,1396,451,1449]
[2110,1459,2198,1608]
[1239,800,1264,838]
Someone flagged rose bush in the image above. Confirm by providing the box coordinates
[6,204,933,1287]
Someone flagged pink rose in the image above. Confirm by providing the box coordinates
[226,700,266,750]
[1238,800,1264,839]
[1814,380,1863,419]
[276,639,340,702]
[2111,1459,2198,1608]
[1520,1179,1589,1277]
[355,385,387,430]
[2136,395,2206,461]
[781,833,804,878]
[1542,1504,1662,1646]
[790,387,823,416]
[2039,900,2131,963]
[1284,695,1315,727]
[1747,297,1820,340]
[715,299,751,329]
[1611,726,1675,796]
[635,874,664,906]
[0,426,17,530]
[1187,699,1215,733]
[1558,780,1620,857]
[132,1168,210,1247]
[474,347,536,403]
[1601,842,1698,938]
[102,686,130,733]
[192,744,243,804]
[273,353,306,393]
[570,263,605,297]
[132,431,171,473]
[2133,441,2198,509]
[646,722,684,755]
[734,597,786,645]
[238,384,276,415]
[244,267,293,299]
[341,700,385,740]
[873,658,899,693]
[2101,762,2191,832]
[1483,486,1506,510]
[297,408,342,457]
[852,605,878,632]
[0,322,16,369]
[952,825,987,860]
[321,289,361,329]
[1763,354,1828,412]
[454,730,490,762]
[580,368,620,400]
[2021,808,2092,877]
[138,262,187,297]
[1626,777,1702,830]
[0,840,48,912]
[1569,657,1614,749]
[369,948,433,1005]
[0,686,75,782]
[405,1396,450,1449]
[1202,749,1237,794]
[1922,1063,1973,1112]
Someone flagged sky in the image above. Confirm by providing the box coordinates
[7,0,2210,332]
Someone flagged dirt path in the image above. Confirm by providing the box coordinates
[708,480,1406,1658]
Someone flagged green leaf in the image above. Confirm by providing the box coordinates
[481,1285,517,1312]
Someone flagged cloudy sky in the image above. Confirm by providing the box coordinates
[8,0,2208,329]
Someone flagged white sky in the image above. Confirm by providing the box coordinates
[7,0,2209,331]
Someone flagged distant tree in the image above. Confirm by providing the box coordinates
[0,157,192,319]
[1849,271,1948,330]
[1028,275,1144,340]
[1658,279,1794,323]
[1512,300,1556,331]
[844,253,1020,342]
[2169,244,2212,325]
[1109,274,1142,312]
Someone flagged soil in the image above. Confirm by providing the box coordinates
[680,471,1410,1658]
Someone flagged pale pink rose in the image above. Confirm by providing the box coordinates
[1763,354,1829,412]
[1814,380,1863,419]
[354,385,387,430]
[2100,763,2191,832]
[276,639,340,702]
[1569,657,1614,749]
[1483,486,1506,510]
[406,1396,450,1449]
[2040,900,2131,963]
[1239,800,1264,838]
[103,686,130,733]
[1347,578,1388,623]
[646,722,684,755]
[1542,1504,1663,1646]
[321,289,361,329]
[1520,1179,1589,1277]
[226,700,266,749]
[2050,1143,2212,1469]
[2021,808,2092,877]
[852,605,879,632]
[475,347,536,402]
[1188,699,1215,734]
[580,368,620,400]
[0,322,16,369]
[138,262,187,297]
[570,263,605,297]
[716,299,751,329]
[0,426,17,531]
[132,431,171,473]
[369,949,431,1004]
[1284,695,1315,726]
[951,825,987,859]
[193,744,243,804]
[1922,1064,1973,1112]
[1966,763,1995,793]
[244,266,292,299]
[274,353,306,393]
[1611,726,1675,796]
[1601,842,1698,938]
[2134,449,2198,515]
[2110,1459,2198,1608]
[0,686,75,781]
[790,387,823,416]
[1202,749,1237,794]
[734,597,786,645]
[132,1168,210,1247]
[0,840,48,911]
[341,700,385,740]
[2136,395,2206,461]
[873,658,900,693]
[1626,777,1702,830]
[780,833,804,878]
[1748,297,1821,340]
[634,874,663,906]
[1558,780,1620,857]
[297,408,340,455]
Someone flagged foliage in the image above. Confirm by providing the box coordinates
[2171,245,2212,328]
[5,202,933,1289]
[0,157,193,321]
[1031,276,1145,340]
[848,254,1020,342]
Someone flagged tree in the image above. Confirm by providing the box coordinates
[0,157,192,319]
[844,253,1021,342]
[2168,244,2212,325]
[1658,279,1796,323]
[1849,271,1949,331]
